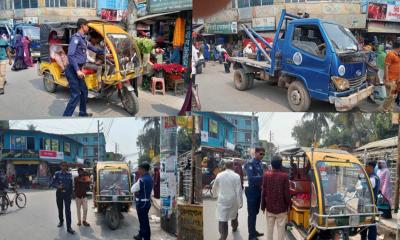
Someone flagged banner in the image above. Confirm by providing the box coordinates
[368,3,387,20]
[252,17,275,31]
[386,5,400,22]
[147,0,192,14]
[39,150,64,160]
[100,9,127,22]
[204,22,238,34]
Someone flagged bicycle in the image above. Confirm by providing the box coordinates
[0,186,27,212]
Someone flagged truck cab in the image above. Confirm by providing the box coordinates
[277,18,372,111]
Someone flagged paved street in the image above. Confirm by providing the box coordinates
[0,65,184,119]
[197,62,399,112]
[0,189,175,240]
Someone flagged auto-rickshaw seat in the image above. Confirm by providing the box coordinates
[82,68,97,75]
[292,198,310,209]
[289,180,311,195]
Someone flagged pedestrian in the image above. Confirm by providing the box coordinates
[233,159,244,188]
[0,33,12,95]
[378,39,400,112]
[192,43,199,84]
[49,31,68,72]
[377,160,393,218]
[0,170,8,213]
[153,166,160,199]
[376,44,387,85]
[360,160,380,240]
[11,32,27,71]
[22,35,33,67]
[244,147,265,240]
[261,155,290,240]
[243,43,253,57]
[52,161,75,234]
[74,168,90,227]
[204,42,210,61]
[212,160,243,240]
[63,18,104,117]
[131,162,153,240]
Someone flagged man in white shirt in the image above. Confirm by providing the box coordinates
[212,160,243,240]
[192,44,199,83]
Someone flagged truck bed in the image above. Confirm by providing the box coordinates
[231,56,271,70]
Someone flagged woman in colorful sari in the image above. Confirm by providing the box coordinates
[377,160,393,218]
[11,33,27,71]
[22,36,33,67]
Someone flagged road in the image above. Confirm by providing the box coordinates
[0,65,184,119]
[197,62,399,112]
[0,189,175,240]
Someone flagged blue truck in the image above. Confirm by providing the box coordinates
[231,10,373,112]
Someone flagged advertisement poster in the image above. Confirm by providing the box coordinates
[100,9,127,22]
[209,119,218,136]
[368,3,387,20]
[386,4,400,22]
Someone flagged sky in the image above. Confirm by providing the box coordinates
[9,118,146,161]
[222,112,304,150]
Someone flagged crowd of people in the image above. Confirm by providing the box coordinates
[211,147,394,240]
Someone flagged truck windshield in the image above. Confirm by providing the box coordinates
[316,161,374,216]
[22,27,40,40]
[323,23,358,54]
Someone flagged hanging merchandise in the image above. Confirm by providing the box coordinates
[172,17,185,47]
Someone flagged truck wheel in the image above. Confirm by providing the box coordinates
[287,81,311,112]
[43,71,57,93]
[247,74,255,89]
[234,69,249,91]
[106,207,120,230]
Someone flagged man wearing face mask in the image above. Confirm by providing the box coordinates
[63,18,104,117]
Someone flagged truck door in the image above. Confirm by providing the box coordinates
[283,24,331,101]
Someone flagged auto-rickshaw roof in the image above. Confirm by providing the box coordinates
[280,147,361,165]
[96,161,130,170]
[88,21,128,36]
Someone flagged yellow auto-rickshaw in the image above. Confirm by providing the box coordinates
[93,161,133,230]
[280,147,380,240]
[39,21,143,115]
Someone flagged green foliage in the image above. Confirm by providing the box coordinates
[177,127,192,154]
[292,113,397,149]
[136,117,160,164]
[138,154,152,166]
[134,37,155,54]
[141,75,152,91]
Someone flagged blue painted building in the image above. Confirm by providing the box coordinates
[97,0,128,13]
[219,113,259,152]
[66,133,106,166]
[0,129,83,186]
[197,112,235,150]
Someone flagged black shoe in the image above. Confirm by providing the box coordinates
[255,231,264,237]
[67,228,75,234]
[57,222,63,227]
[232,227,238,232]
[79,112,93,117]
[0,88,4,94]
[133,234,142,240]
[249,238,258,240]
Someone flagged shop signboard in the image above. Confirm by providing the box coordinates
[204,22,238,34]
[182,16,192,83]
[147,0,192,14]
[39,150,64,160]
[386,4,400,22]
[1,149,39,159]
[177,204,203,239]
[100,9,127,22]
[201,131,209,143]
[252,17,275,31]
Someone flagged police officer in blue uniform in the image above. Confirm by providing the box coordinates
[131,162,153,240]
[244,147,265,240]
[51,161,74,234]
[63,18,104,117]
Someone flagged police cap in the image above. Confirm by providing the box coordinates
[77,18,88,29]
[139,162,151,171]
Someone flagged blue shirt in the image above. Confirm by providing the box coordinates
[0,38,9,61]
[245,158,264,188]
[137,173,153,201]
[52,171,73,193]
[68,32,103,72]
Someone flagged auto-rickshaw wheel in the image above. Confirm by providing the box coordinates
[120,88,139,116]
[43,71,57,93]
[105,206,120,230]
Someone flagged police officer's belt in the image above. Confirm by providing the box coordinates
[136,198,150,202]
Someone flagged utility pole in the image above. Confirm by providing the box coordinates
[395,114,400,213]
[190,116,196,204]
[97,120,103,162]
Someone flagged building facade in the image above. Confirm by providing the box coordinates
[66,132,106,166]
[0,129,83,186]
[199,0,400,45]
[198,112,235,149]
[0,0,98,23]
[219,113,259,152]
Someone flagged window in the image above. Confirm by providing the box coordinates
[45,0,67,7]
[83,137,88,143]
[13,136,27,150]
[208,119,218,138]
[75,0,95,8]
[13,0,38,8]
[0,0,13,10]
[94,136,98,143]
[83,147,88,156]
[94,146,98,156]
[237,0,272,8]
[245,119,251,126]
[245,132,251,143]
[292,25,326,58]
[51,139,59,151]
[27,137,35,150]
[64,142,71,156]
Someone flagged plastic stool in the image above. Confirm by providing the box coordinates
[151,77,165,95]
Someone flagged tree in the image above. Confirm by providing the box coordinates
[27,124,37,131]
[177,127,192,154]
[292,120,317,147]
[136,117,161,164]
[301,112,332,144]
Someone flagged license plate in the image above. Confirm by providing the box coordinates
[112,195,118,201]
[349,215,360,226]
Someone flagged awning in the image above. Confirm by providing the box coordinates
[12,160,40,165]
[193,24,204,33]
[135,11,180,24]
